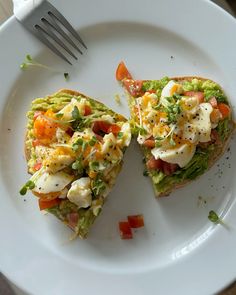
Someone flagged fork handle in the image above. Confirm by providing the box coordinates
[13,0,45,21]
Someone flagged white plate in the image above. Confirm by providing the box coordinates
[0,0,236,294]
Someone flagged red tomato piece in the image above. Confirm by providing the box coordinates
[108,124,121,135]
[67,212,79,229]
[119,221,133,239]
[184,91,204,103]
[146,157,163,170]
[209,97,218,108]
[38,198,61,211]
[143,139,155,148]
[146,157,179,175]
[127,215,144,228]
[34,162,42,171]
[92,121,110,134]
[116,61,132,81]
[218,103,231,119]
[123,79,144,97]
[84,105,92,116]
[162,161,179,176]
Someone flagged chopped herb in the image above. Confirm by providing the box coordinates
[143,170,149,176]
[64,72,69,80]
[208,210,224,224]
[19,186,27,196]
[117,132,124,139]
[72,158,83,172]
[72,106,81,121]
[91,178,106,196]
[89,136,97,146]
[55,113,63,118]
[19,180,35,195]
[90,161,100,171]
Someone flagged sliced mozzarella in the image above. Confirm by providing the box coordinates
[44,154,74,173]
[67,177,92,208]
[117,122,131,147]
[180,96,199,115]
[146,110,158,124]
[101,133,117,154]
[151,143,196,168]
[58,98,87,120]
[152,123,170,138]
[182,123,199,143]
[191,103,213,142]
[137,133,150,144]
[32,171,74,194]
[35,146,54,161]
[100,114,114,124]
[161,80,181,98]
[56,128,71,144]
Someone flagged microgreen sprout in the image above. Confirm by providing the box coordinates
[208,210,229,229]
[20,54,69,80]
[19,180,35,196]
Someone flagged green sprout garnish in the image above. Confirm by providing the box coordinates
[89,136,97,146]
[55,113,63,118]
[117,132,124,139]
[90,161,100,171]
[71,158,83,173]
[92,178,106,196]
[143,170,149,176]
[19,180,35,196]
[20,54,69,79]
[208,210,225,225]
[64,72,69,80]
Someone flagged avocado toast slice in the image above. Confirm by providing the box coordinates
[116,62,235,197]
[21,89,131,238]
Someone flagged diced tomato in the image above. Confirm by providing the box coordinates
[66,127,74,137]
[146,157,163,170]
[211,129,221,145]
[119,221,133,239]
[209,97,218,108]
[184,91,204,103]
[84,105,92,116]
[67,212,79,229]
[123,79,144,97]
[92,121,110,134]
[92,121,120,135]
[38,198,61,211]
[33,111,44,121]
[218,103,231,119]
[34,162,42,171]
[116,61,132,81]
[162,161,179,176]
[143,139,155,148]
[147,90,157,94]
[146,157,179,175]
[128,215,144,228]
[108,124,121,135]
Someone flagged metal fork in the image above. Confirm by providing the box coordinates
[13,0,87,64]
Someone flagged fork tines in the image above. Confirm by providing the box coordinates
[26,1,87,64]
